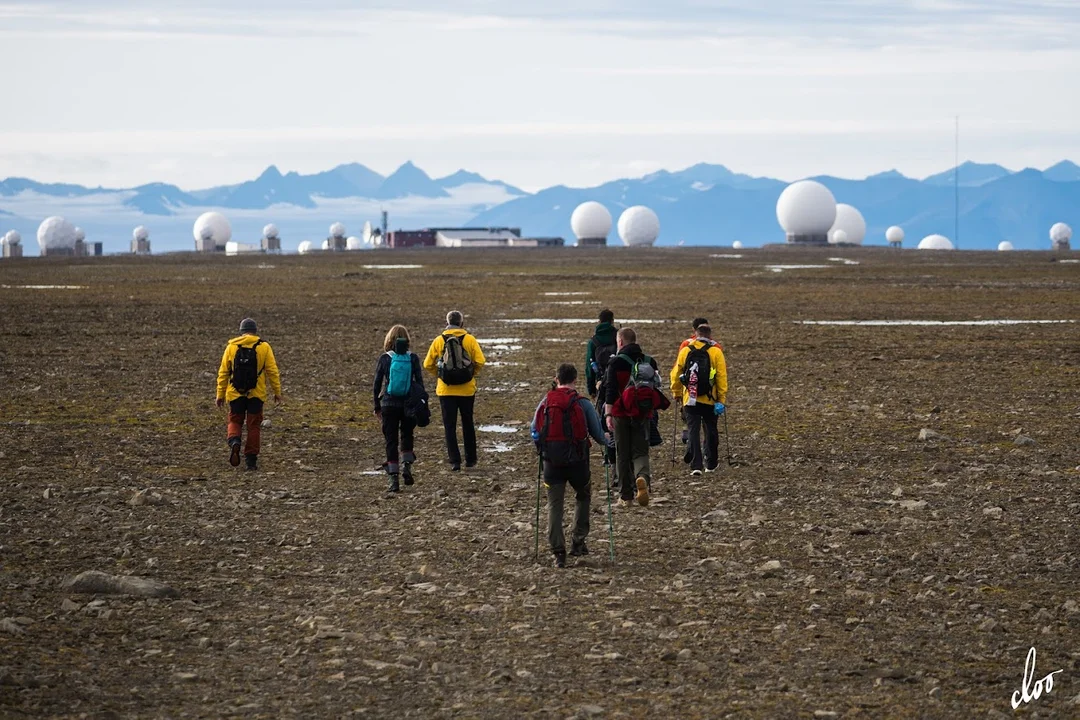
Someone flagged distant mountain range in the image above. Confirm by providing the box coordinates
[1,160,1077,252]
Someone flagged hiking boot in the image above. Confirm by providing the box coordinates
[690,469,703,477]
[570,541,589,557]
[228,439,241,467]
[245,454,258,471]
[402,463,414,486]
[553,552,567,568]
[387,474,400,493]
[450,462,461,472]
[465,459,477,469]
[635,477,650,507]
[618,498,634,509]
[705,464,718,473]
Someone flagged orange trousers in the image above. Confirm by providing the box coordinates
[227,397,264,455]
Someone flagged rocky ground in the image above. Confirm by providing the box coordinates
[1,247,1078,718]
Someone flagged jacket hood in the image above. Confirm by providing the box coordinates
[229,334,261,346]
[618,343,644,360]
[593,322,617,342]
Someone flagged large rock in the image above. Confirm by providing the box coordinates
[61,571,178,598]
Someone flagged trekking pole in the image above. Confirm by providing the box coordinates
[670,401,680,467]
[604,458,616,566]
[723,409,734,466]
[534,453,542,561]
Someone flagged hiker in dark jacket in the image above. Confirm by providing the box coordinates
[373,325,426,493]
[585,309,618,398]
[603,327,661,508]
[530,363,609,568]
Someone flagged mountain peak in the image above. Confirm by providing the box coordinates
[375,161,448,199]
[1043,160,1080,182]
[867,169,907,180]
[257,165,283,181]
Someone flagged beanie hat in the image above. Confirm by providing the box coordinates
[446,311,463,328]
[239,318,258,333]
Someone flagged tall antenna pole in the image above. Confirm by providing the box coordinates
[954,115,960,249]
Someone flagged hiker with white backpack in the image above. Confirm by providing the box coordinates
[423,311,487,472]
[373,325,428,493]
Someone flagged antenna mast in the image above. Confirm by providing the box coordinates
[955,115,960,250]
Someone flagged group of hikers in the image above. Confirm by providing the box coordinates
[214,309,728,567]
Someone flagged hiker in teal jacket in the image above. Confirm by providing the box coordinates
[585,309,618,399]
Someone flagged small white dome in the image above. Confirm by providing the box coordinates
[37,216,78,251]
[918,234,954,250]
[886,226,905,244]
[329,222,346,239]
[829,204,866,245]
[297,240,314,254]
[193,212,232,245]
[73,227,86,243]
[998,241,1014,252]
[263,223,279,240]
[776,181,837,236]
[4,230,22,245]
[831,229,848,245]
[571,201,612,241]
[133,225,150,242]
[732,240,744,250]
[346,236,363,250]
[1050,222,1072,243]
[617,206,660,246]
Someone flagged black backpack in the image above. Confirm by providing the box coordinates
[438,333,474,385]
[230,340,263,393]
[593,336,617,373]
[680,342,713,399]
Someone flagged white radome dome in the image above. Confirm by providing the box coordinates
[133,225,149,242]
[321,239,332,251]
[829,204,866,245]
[73,227,86,243]
[571,201,612,242]
[1050,222,1072,243]
[832,229,848,245]
[193,212,232,245]
[998,241,1014,252]
[329,222,346,239]
[346,236,363,250]
[297,241,314,255]
[617,206,660,247]
[776,180,837,236]
[732,241,744,250]
[37,216,78,251]
[4,230,22,245]
[263,223,279,240]
[918,234,954,250]
[886,226,905,244]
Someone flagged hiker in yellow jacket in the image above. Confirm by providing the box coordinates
[215,318,282,471]
[670,323,727,476]
[423,310,486,471]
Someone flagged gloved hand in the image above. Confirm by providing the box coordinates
[714,402,726,416]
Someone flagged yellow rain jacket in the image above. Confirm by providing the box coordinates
[423,328,486,397]
[670,339,728,406]
[216,334,282,403]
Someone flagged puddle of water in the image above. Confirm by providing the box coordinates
[545,338,576,342]
[827,258,861,265]
[710,254,744,259]
[362,264,424,269]
[543,292,592,296]
[547,301,589,305]
[485,442,516,453]
[766,265,829,273]
[503,318,666,324]
[797,319,1077,327]
[475,338,522,344]
[256,264,276,269]
[478,424,519,433]
[486,361,523,367]
[359,470,385,476]
[1,285,88,290]
[487,344,523,352]
[1060,259,1079,264]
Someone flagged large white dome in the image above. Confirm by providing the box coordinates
[263,223,279,240]
[732,240,744,250]
[329,222,346,239]
[918,234,954,250]
[571,201,612,242]
[193,212,232,245]
[346,236,363,250]
[776,181,837,236]
[829,204,865,245]
[885,226,905,244]
[617,206,660,247]
[1050,222,1072,243]
[998,241,1014,251]
[4,230,22,245]
[297,240,314,254]
[133,225,150,242]
[37,216,77,251]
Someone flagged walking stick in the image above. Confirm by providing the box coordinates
[534,454,542,561]
[670,401,680,467]
[604,457,616,566]
[723,409,733,466]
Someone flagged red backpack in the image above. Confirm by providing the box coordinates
[535,388,590,466]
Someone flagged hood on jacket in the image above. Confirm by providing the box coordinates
[618,343,644,361]
[229,334,261,347]
[593,322,617,343]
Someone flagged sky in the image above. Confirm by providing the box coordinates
[1,0,1079,191]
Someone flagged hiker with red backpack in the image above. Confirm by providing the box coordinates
[604,327,668,507]
[530,363,610,568]
[215,318,282,471]
[373,325,428,493]
[423,311,486,472]
[670,323,728,476]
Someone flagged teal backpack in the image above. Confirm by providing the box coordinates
[387,351,412,398]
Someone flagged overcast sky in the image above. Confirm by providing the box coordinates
[1,0,1078,190]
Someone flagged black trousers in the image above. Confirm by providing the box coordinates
[381,405,416,474]
[439,395,476,465]
[685,404,719,471]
